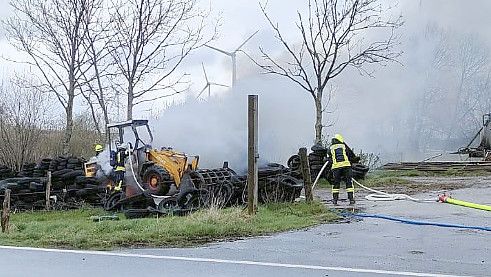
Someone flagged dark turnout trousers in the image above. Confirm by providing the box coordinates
[331,166,355,204]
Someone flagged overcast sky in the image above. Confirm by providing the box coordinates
[2,0,491,105]
[1,0,491,163]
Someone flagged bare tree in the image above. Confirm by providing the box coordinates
[255,0,402,143]
[451,34,489,140]
[108,0,216,120]
[78,0,118,140]
[5,0,97,155]
[0,78,50,171]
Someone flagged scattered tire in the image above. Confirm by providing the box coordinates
[124,209,151,219]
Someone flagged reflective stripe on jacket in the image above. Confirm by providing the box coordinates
[330,143,351,169]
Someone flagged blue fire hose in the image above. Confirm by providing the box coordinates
[344,212,491,232]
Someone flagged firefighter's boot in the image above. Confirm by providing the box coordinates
[332,193,339,205]
[348,192,355,205]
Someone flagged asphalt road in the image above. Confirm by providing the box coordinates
[0,181,489,277]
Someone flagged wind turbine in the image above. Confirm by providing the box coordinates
[196,63,228,100]
[205,30,259,88]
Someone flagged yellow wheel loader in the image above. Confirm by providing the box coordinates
[105,120,199,197]
[90,119,252,213]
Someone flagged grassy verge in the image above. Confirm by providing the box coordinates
[0,201,338,250]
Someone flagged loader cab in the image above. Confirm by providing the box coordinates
[107,120,154,153]
[107,120,154,173]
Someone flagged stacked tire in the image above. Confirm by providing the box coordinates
[309,144,328,180]
[351,163,369,179]
[0,165,16,180]
[0,177,46,210]
[49,156,86,189]
[257,163,303,204]
[33,159,52,177]
[17,163,36,177]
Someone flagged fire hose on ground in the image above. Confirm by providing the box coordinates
[311,160,434,202]
[310,160,491,232]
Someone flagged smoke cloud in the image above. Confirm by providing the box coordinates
[151,76,315,172]
[148,0,491,167]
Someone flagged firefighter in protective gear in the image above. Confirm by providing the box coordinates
[95,144,104,157]
[113,144,128,192]
[327,134,357,205]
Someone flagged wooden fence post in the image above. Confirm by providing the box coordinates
[2,189,11,233]
[46,171,52,211]
[299,148,314,202]
[247,95,259,215]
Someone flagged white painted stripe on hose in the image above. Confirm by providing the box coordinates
[0,245,472,277]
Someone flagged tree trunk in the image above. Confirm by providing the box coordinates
[87,98,102,137]
[127,85,133,121]
[62,98,74,155]
[103,107,110,144]
[63,71,76,155]
[314,96,323,145]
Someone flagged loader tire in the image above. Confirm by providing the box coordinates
[142,165,171,195]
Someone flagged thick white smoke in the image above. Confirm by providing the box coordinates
[150,75,315,172]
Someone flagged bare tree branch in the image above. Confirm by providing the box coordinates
[108,0,217,120]
[254,0,403,143]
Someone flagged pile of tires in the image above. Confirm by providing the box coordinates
[0,177,46,210]
[0,156,108,211]
[48,156,87,189]
[0,165,16,180]
[48,156,105,205]
[32,159,52,177]
[285,145,370,186]
[309,144,328,180]
[17,163,36,177]
[257,163,303,204]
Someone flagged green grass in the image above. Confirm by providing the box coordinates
[0,202,338,250]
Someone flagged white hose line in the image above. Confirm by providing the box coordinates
[311,161,434,202]
[351,178,433,202]
[311,160,331,191]
[126,148,171,200]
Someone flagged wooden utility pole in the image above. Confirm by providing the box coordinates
[2,189,11,233]
[299,148,313,202]
[248,95,259,215]
[46,171,52,210]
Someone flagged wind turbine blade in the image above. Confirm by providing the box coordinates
[235,30,259,52]
[210,82,229,88]
[196,85,209,99]
[205,44,233,56]
[201,63,208,82]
